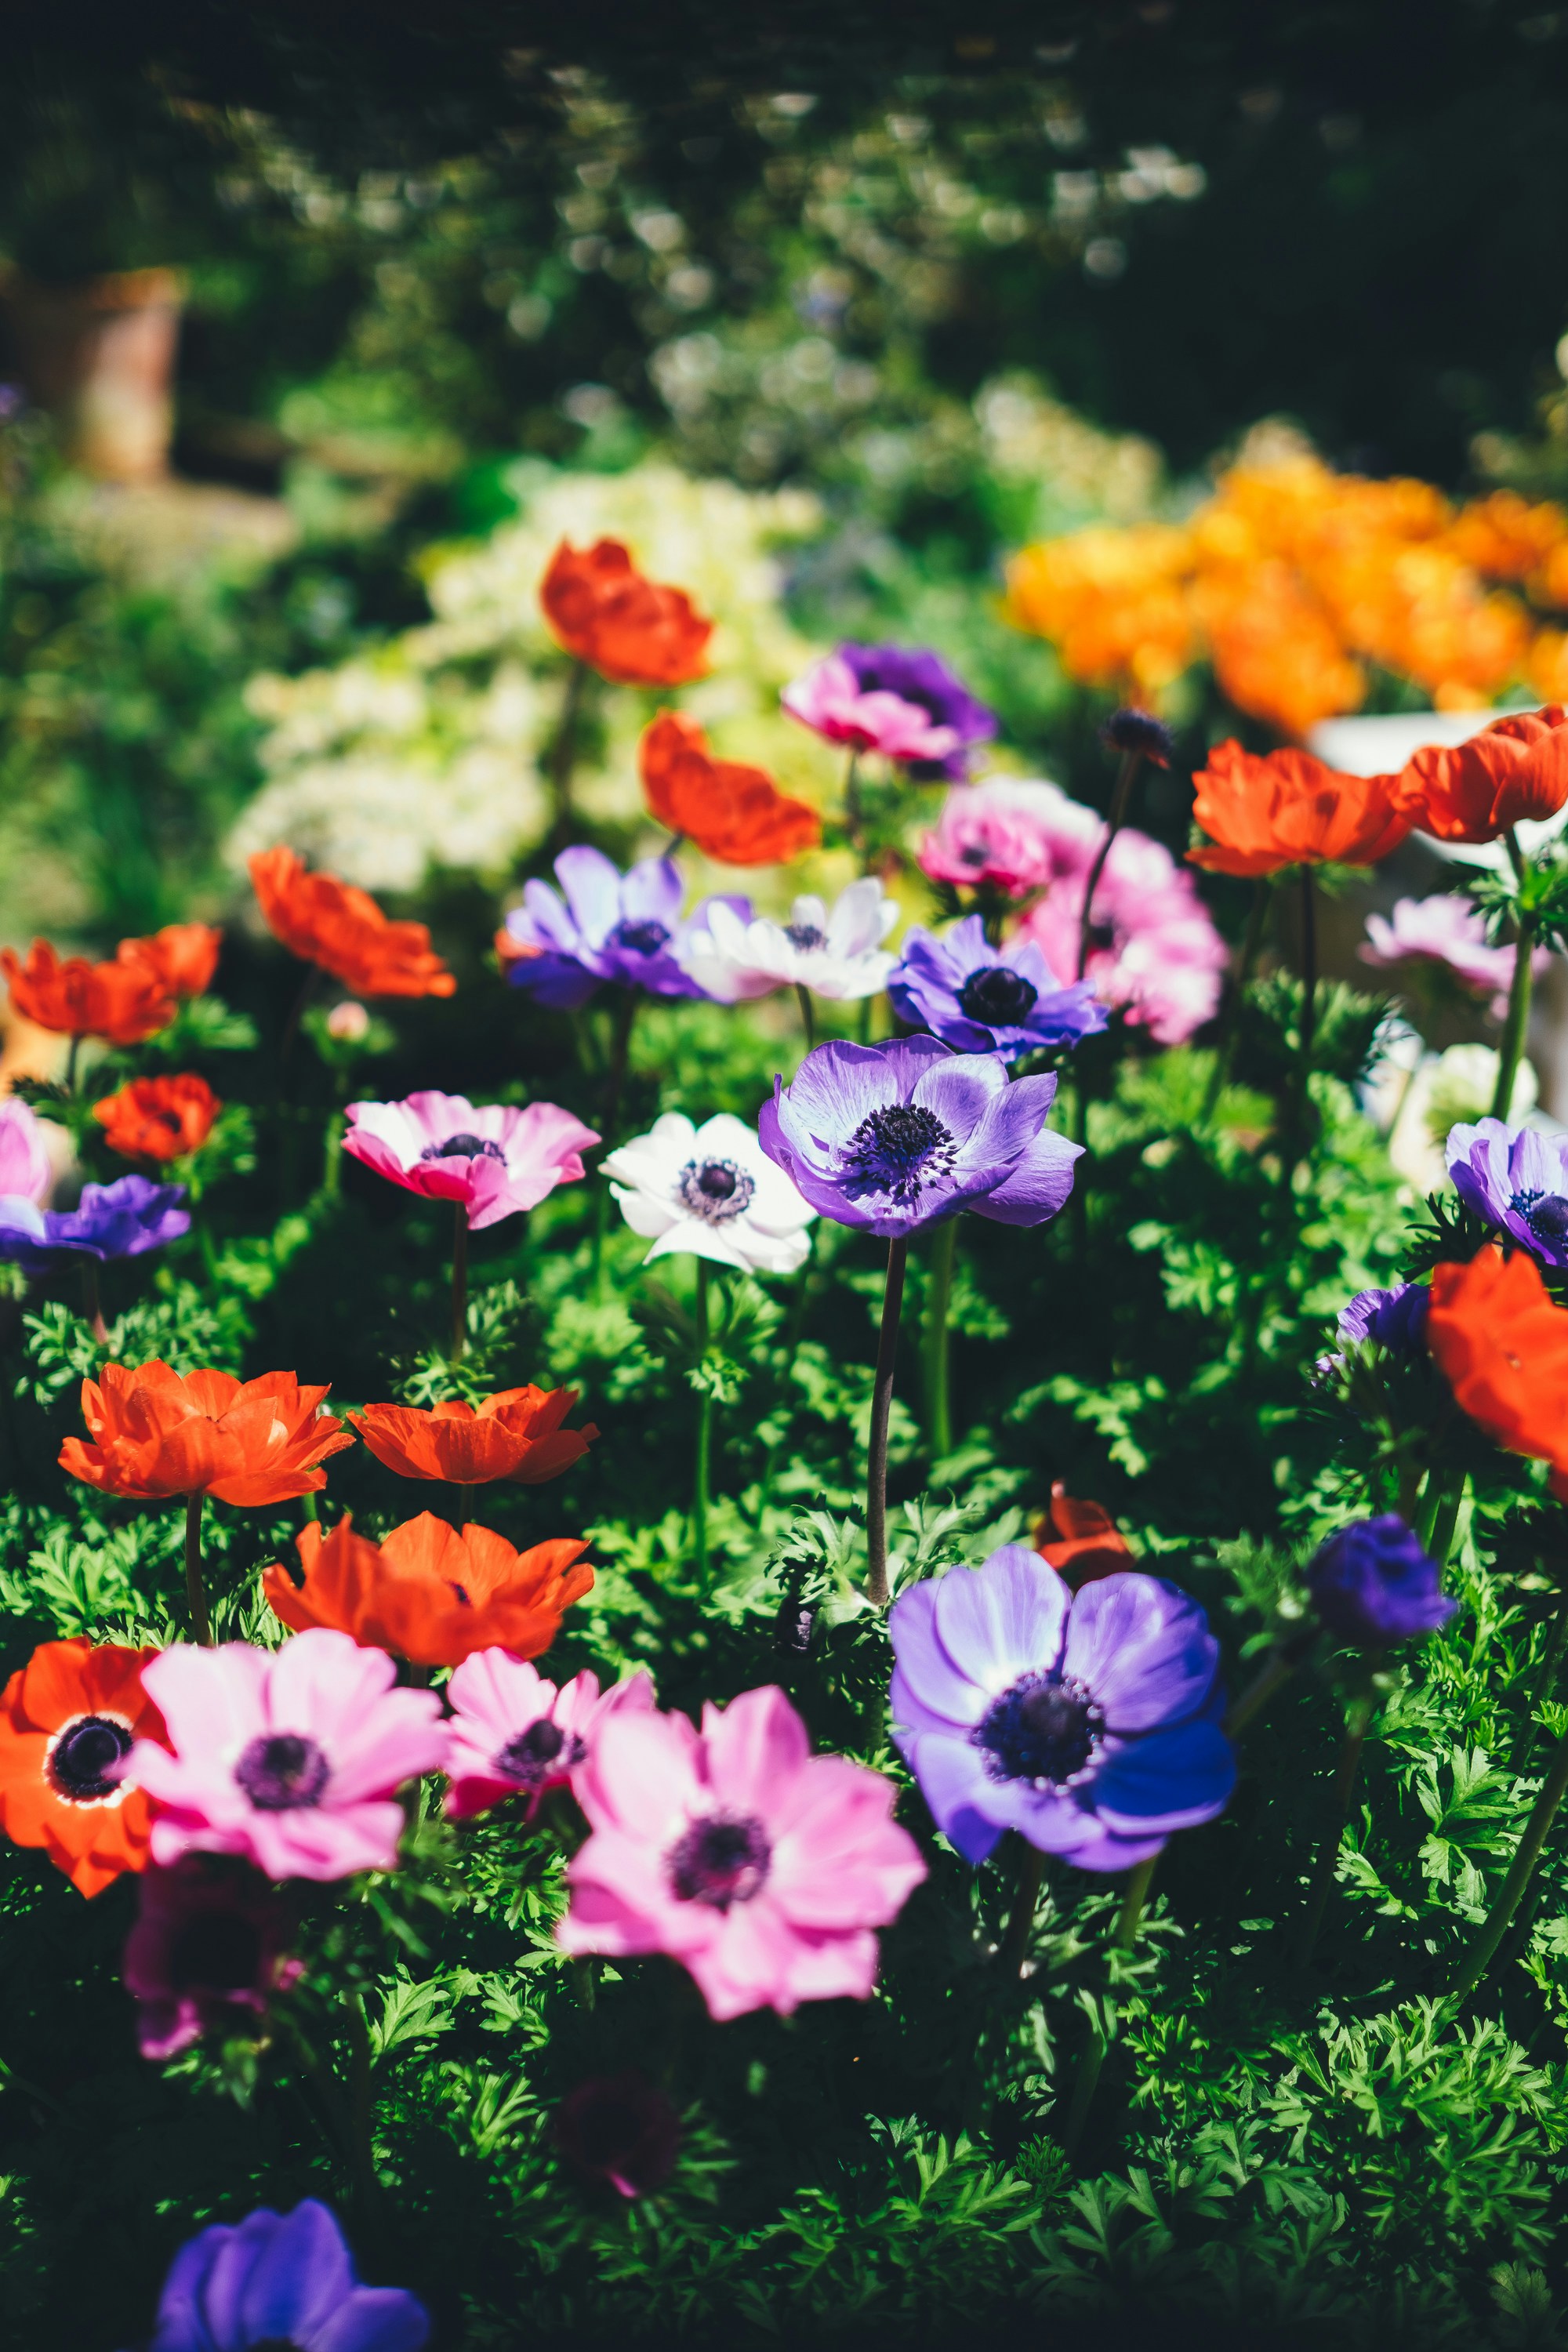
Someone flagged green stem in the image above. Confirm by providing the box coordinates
[694,1258,712,1582]
[1202,875,1273,1122]
[1427,1470,1468,1574]
[924,1217,958,1459]
[844,750,863,860]
[601,988,638,1143]
[81,1261,107,1346]
[1298,862,1318,1075]
[1491,840,1534,1121]
[757,1223,818,1513]
[1076,750,1139,982]
[1523,1577,1568,1770]
[450,1203,469,1363]
[1061,1857,1156,2157]
[866,1237,909,1608]
[1000,1841,1045,1980]
[1450,1726,1568,1998]
[183,1490,212,1646]
[1296,1681,1378,1972]
[1223,1632,1315,1740]
[795,982,815,1053]
[321,1106,346,1199]
[64,1033,81,1096]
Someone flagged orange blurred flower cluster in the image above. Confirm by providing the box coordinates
[1006,456,1568,736]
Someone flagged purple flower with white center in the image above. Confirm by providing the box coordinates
[888,1544,1236,1872]
[500,846,708,1010]
[887,916,1108,1060]
[1444,1117,1568,1266]
[757,1035,1080,1240]
[838,644,997,781]
[1306,1516,1456,1647]
[134,2198,428,2352]
[0,1174,189,1274]
[1337,1282,1430,1355]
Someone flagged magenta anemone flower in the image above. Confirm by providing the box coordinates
[136,2198,428,2351]
[889,1545,1235,1872]
[123,1857,301,2060]
[444,1653,655,1820]
[918,776,1097,897]
[758,1034,1080,1240]
[343,1091,599,1230]
[557,1683,926,2020]
[131,1629,449,1882]
[556,2071,681,2199]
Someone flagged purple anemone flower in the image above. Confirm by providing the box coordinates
[123,1859,300,2061]
[757,1035,1080,1240]
[1337,1281,1430,1355]
[136,2198,428,2352]
[839,643,997,781]
[0,1174,188,1274]
[1307,1515,1455,1647]
[887,915,1107,1060]
[889,1544,1235,1872]
[501,846,706,1011]
[1445,1118,1568,1265]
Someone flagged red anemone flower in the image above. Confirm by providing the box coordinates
[60,1361,354,1506]
[249,847,456,999]
[1428,1247,1568,1473]
[639,711,821,865]
[1389,707,1568,844]
[93,1073,222,1163]
[118,923,222,1000]
[349,1388,598,1485]
[541,538,713,686]
[2,941,176,1046]
[1187,742,1410,877]
[0,1639,167,1896]
[1033,1482,1134,1589]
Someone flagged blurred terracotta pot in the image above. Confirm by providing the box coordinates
[3,267,184,482]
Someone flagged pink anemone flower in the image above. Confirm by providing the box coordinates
[130,1628,449,1882]
[1019,824,1229,1048]
[917,776,1100,898]
[0,1095,51,1207]
[1360,894,1546,1019]
[782,652,960,767]
[343,1091,599,1230]
[445,1654,656,1820]
[557,1683,927,2021]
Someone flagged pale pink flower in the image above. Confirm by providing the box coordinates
[343,1090,599,1230]
[782,653,959,766]
[444,1654,656,1820]
[0,1096,51,1206]
[1019,825,1229,1047]
[918,776,1100,898]
[557,1683,927,2021]
[130,1629,449,1882]
[1360,895,1545,1020]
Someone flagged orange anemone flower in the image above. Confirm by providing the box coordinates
[1389,706,1568,844]
[0,1638,166,1896]
[1187,741,1410,877]
[263,1511,594,1667]
[249,847,456,1000]
[1428,1247,1568,1473]
[1033,1481,1134,1590]
[350,1388,598,1486]
[541,537,713,687]
[93,1073,222,1164]
[639,711,821,866]
[1,940,176,1046]
[60,1361,354,1507]
[118,922,222,1000]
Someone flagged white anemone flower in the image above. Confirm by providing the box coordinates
[677,877,898,1003]
[603,1112,815,1274]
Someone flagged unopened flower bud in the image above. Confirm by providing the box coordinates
[1306,1515,1455,1646]
[1100,707,1175,767]
[326,1000,371,1043]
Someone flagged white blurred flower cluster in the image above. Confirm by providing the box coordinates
[228,462,829,892]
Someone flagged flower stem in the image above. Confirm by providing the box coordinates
[1491,840,1534,1120]
[64,1033,81,1097]
[81,1262,107,1346]
[1000,1839,1045,1979]
[1076,750,1139,982]
[1295,1680,1377,1972]
[1298,862,1318,1073]
[923,1216,958,1459]
[548,658,590,851]
[183,1490,212,1646]
[866,1236,909,1607]
[450,1202,469,1363]
[1223,1631,1316,1740]
[321,1106,345,1199]
[601,988,638,1142]
[1061,1857,1156,2157]
[844,750,863,859]
[1450,1724,1568,1998]
[1523,1573,1568,1770]
[693,1258,712,1583]
[794,982,815,1053]
[1202,875,1273,1122]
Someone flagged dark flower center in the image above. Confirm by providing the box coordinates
[841,1102,957,1205]
[783,922,827,951]
[1512,1188,1568,1244]
[974,1671,1103,1785]
[959,842,990,867]
[494,1717,583,1789]
[666,1812,771,1909]
[49,1715,132,1802]
[423,1132,506,1162]
[957,966,1038,1026]
[234,1733,330,1812]
[677,1156,756,1223]
[612,918,671,956]
[167,1911,264,1994]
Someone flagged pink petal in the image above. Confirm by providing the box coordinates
[697,1685,809,1813]
[575,1711,700,1838]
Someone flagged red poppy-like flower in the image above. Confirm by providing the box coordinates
[1428,1247,1568,1472]
[1389,706,1568,844]
[93,1073,222,1163]
[249,847,457,1000]
[1033,1481,1134,1589]
[60,1361,354,1507]
[2,941,176,1046]
[0,1639,167,1896]
[349,1388,598,1486]
[639,711,821,866]
[541,538,713,687]
[118,923,222,1000]
[1188,742,1410,877]
[262,1512,593,1667]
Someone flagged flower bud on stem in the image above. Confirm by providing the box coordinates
[866,1237,909,1607]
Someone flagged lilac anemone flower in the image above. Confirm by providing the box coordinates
[1445,1117,1568,1266]
[887,916,1107,1059]
[0,1174,188,1274]
[137,2198,428,2351]
[889,1544,1235,1872]
[838,644,997,780]
[757,1035,1080,1240]
[1307,1516,1455,1647]
[1336,1281,1430,1355]
[501,846,706,1011]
